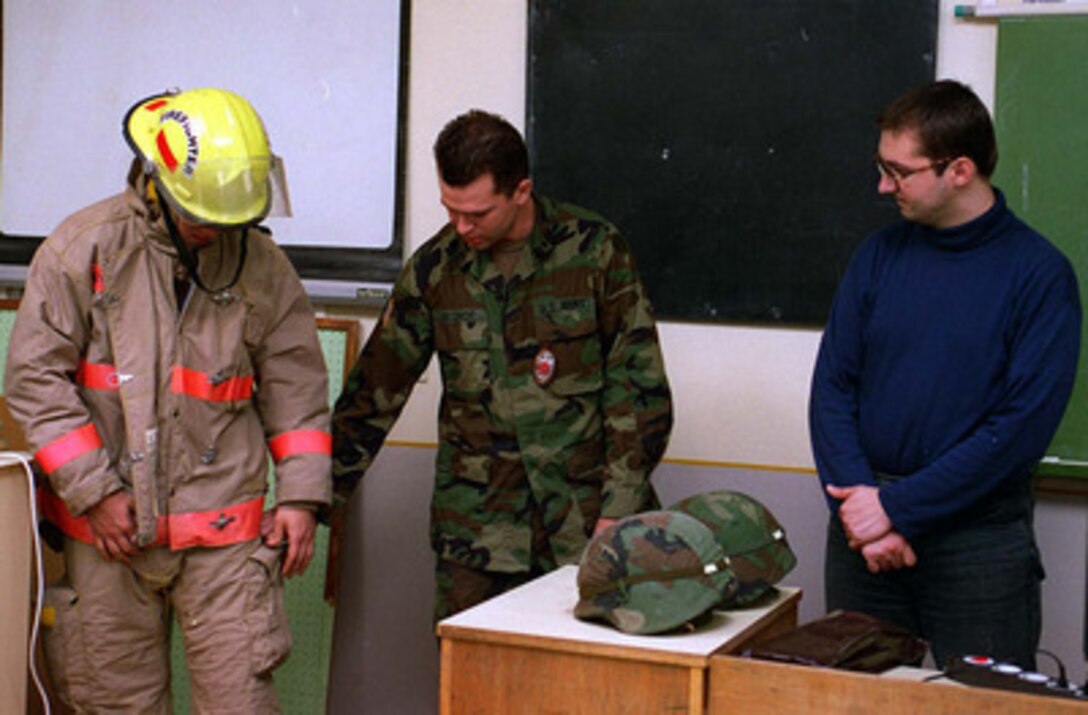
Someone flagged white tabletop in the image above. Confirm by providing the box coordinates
[438,564,801,659]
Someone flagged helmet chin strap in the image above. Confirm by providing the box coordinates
[157,193,248,294]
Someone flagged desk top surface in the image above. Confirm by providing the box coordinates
[437,564,801,659]
[0,452,31,479]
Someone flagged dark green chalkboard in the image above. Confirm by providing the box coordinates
[994,18,1088,478]
[527,0,938,324]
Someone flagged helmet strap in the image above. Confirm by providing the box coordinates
[157,192,249,295]
[578,557,733,600]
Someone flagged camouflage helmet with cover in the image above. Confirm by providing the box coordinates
[667,490,796,607]
[574,511,739,635]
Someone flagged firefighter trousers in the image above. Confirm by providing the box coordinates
[43,537,290,714]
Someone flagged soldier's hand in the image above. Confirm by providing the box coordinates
[592,517,617,537]
[85,490,139,564]
[264,506,317,578]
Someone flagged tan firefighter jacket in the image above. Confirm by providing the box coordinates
[4,169,331,547]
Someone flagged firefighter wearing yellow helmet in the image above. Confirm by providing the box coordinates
[4,88,331,712]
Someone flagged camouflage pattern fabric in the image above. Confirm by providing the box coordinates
[433,558,548,622]
[574,511,738,635]
[668,490,797,607]
[332,194,672,574]
[434,505,557,621]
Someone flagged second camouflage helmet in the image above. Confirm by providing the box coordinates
[574,510,738,635]
[667,490,796,607]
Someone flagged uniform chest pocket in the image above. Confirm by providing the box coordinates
[533,297,603,395]
[433,308,490,397]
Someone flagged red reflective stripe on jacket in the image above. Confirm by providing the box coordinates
[171,366,254,402]
[268,430,332,463]
[37,488,95,544]
[75,360,121,391]
[37,488,264,550]
[166,497,264,550]
[35,423,103,474]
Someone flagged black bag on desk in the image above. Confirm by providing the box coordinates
[745,610,927,673]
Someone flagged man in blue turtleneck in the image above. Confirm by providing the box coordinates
[810,80,1081,670]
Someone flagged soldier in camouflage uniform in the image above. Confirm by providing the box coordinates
[332,109,672,619]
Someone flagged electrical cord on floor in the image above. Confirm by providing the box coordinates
[3,451,52,715]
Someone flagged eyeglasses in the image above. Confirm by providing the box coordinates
[874,155,952,187]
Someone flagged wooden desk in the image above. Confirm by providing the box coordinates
[437,565,800,714]
[0,454,33,713]
[708,655,1088,714]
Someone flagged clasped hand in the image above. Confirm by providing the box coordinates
[825,484,917,574]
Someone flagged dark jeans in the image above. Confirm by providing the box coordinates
[825,515,1043,670]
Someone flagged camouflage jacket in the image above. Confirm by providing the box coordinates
[332,194,672,572]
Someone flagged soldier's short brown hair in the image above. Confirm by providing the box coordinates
[434,109,529,196]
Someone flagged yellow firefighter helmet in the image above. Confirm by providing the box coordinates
[124,88,272,227]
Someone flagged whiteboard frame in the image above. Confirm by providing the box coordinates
[0,0,409,291]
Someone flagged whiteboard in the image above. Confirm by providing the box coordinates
[1,0,405,263]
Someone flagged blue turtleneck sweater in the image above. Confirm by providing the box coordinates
[810,190,1081,540]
